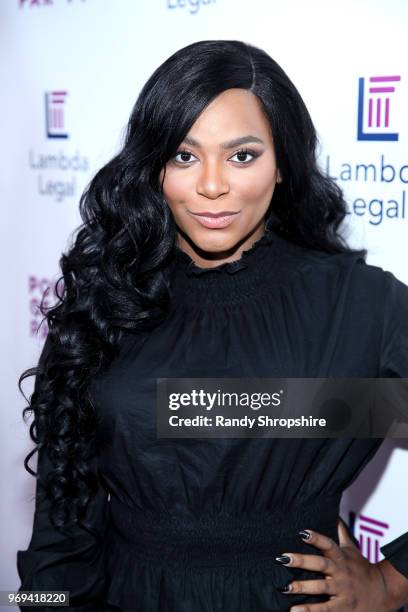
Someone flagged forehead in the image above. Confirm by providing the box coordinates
[187,88,273,143]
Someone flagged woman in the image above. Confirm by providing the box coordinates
[17,40,408,611]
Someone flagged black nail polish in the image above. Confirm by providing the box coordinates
[277,584,292,593]
[275,555,291,565]
[298,530,311,541]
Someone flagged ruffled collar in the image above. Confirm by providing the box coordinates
[174,228,276,278]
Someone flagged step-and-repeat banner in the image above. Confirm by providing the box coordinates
[1,0,407,604]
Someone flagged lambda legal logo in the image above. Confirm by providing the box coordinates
[45,90,68,139]
[349,511,389,563]
[357,75,401,141]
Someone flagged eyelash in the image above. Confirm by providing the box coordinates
[172,148,259,166]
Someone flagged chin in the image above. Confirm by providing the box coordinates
[192,232,241,253]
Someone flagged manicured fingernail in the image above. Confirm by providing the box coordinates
[298,529,311,541]
[277,583,292,593]
[275,555,292,565]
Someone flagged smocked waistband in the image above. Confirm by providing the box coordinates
[108,495,341,569]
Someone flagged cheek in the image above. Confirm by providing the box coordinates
[162,171,191,205]
[233,173,276,204]
[232,157,278,203]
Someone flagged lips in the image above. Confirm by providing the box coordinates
[189,210,240,229]
[191,211,240,218]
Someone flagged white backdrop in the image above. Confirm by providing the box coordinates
[1,0,407,607]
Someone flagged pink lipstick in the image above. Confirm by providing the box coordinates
[189,211,240,229]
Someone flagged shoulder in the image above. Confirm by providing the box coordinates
[279,233,401,288]
[275,233,408,313]
[274,232,384,288]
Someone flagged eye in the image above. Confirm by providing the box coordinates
[173,150,197,164]
[229,149,259,164]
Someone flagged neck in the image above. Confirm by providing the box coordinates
[176,220,267,270]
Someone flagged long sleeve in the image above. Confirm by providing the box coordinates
[16,336,110,611]
[378,270,408,578]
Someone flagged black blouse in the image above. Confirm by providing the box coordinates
[17,228,408,611]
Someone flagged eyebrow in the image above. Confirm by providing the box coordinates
[181,135,265,149]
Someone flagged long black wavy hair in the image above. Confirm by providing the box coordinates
[20,39,366,529]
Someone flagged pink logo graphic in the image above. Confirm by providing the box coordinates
[45,91,68,139]
[20,0,86,7]
[357,75,401,141]
[29,276,61,338]
[20,0,53,6]
[350,512,389,563]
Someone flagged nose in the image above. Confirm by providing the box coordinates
[196,161,230,200]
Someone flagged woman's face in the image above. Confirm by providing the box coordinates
[160,88,282,268]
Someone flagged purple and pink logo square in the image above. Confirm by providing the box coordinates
[349,511,389,563]
[357,76,401,141]
[45,90,68,139]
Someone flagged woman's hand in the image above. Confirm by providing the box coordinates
[274,519,406,611]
